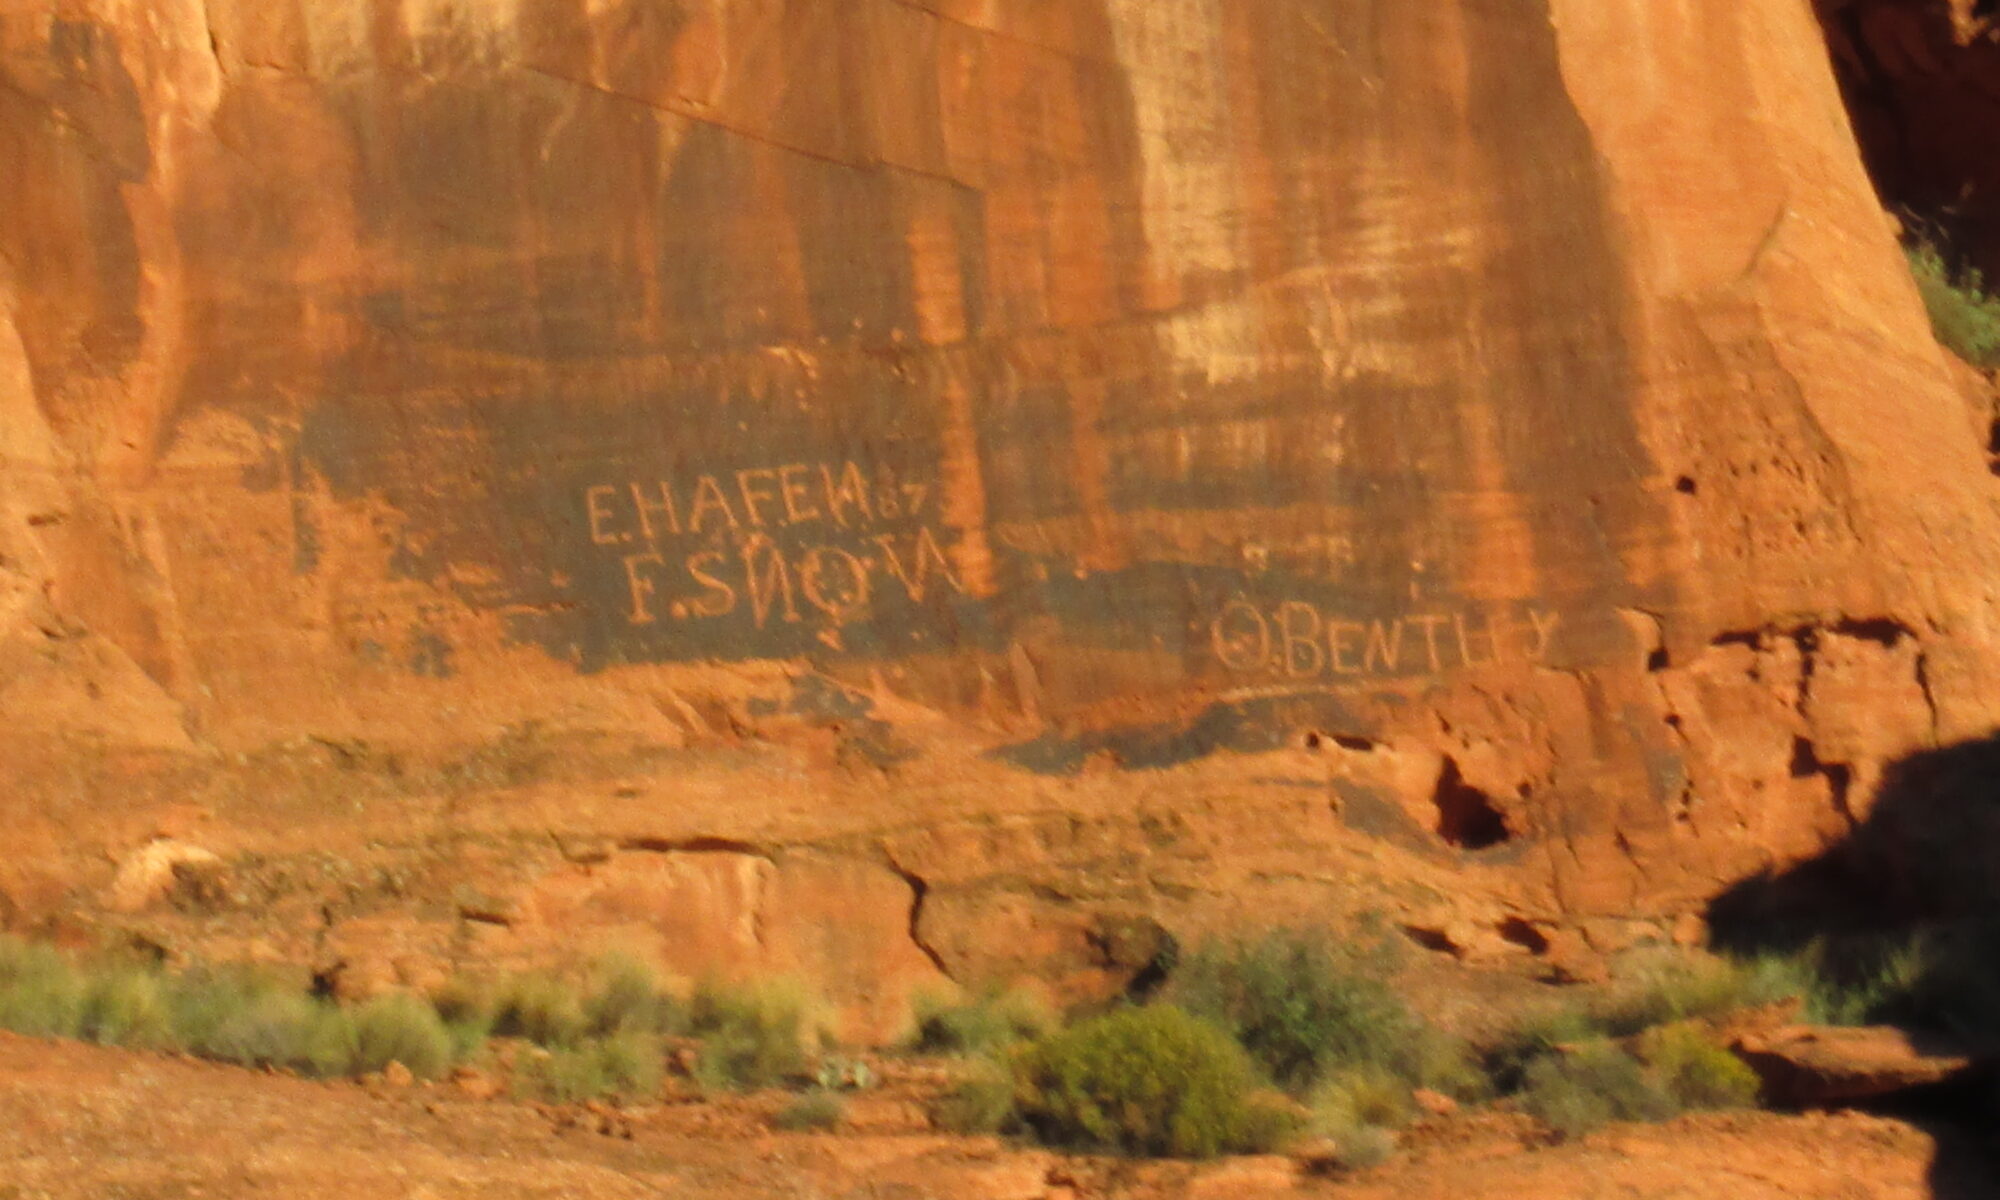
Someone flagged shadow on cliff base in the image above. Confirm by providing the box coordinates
[1706,734,2000,1197]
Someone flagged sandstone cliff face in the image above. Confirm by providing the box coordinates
[3,0,1998,1034]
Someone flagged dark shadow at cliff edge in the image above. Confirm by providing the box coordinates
[1816,0,2000,281]
[1707,734,2000,1198]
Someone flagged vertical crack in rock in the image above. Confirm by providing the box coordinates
[880,850,949,979]
[1914,648,1941,743]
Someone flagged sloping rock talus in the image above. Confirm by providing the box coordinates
[3,0,1998,1032]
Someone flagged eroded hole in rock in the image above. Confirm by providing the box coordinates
[1497,917,1551,954]
[1674,475,1698,495]
[1646,646,1671,672]
[1432,758,1510,850]
[1828,617,1913,648]
[1401,925,1457,954]
[1305,730,1378,752]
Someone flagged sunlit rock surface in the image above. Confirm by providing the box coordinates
[3,0,1997,1033]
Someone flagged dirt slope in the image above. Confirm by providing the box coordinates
[0,1033,1988,1200]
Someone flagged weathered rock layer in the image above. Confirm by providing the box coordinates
[3,0,1998,1033]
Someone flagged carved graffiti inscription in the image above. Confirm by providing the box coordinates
[1208,597,1562,679]
[578,459,966,635]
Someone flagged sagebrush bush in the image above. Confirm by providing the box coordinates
[689,978,817,1091]
[191,985,358,1078]
[1303,1062,1414,1170]
[1638,1023,1760,1111]
[488,972,590,1048]
[910,985,1056,1057]
[1520,1040,1676,1140]
[583,954,686,1038]
[1309,1063,1417,1133]
[929,1060,1018,1135]
[0,939,697,1099]
[1170,928,1466,1096]
[512,1031,664,1103]
[79,967,176,1050]
[352,991,454,1079]
[1012,1005,1291,1159]
[1485,1005,1598,1094]
[0,938,87,1039]
[1908,242,2000,367]
[1596,950,1803,1037]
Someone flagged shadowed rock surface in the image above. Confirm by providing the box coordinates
[3,0,1999,1032]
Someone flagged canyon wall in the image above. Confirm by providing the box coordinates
[3,0,1998,1035]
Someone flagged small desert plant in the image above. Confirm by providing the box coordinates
[1309,1062,1418,1133]
[1170,928,1467,1096]
[1012,1004,1293,1159]
[1485,1004,1599,1094]
[689,978,818,1091]
[1638,1023,1760,1111]
[930,1060,1019,1135]
[184,983,359,1078]
[429,974,501,1059]
[79,966,176,1050]
[0,938,87,1039]
[1519,1040,1676,1140]
[512,1032,664,1103]
[1303,1062,1416,1170]
[1908,241,2000,367]
[1596,949,1805,1037]
[351,991,455,1080]
[909,985,1057,1057]
[582,953,685,1038]
[487,972,589,1048]
[772,1090,846,1132]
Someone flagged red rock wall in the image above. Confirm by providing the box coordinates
[3,0,1998,1034]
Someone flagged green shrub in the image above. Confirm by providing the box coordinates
[1302,1063,1413,1170]
[351,991,454,1079]
[773,1091,846,1132]
[1908,242,2000,367]
[1322,1122,1397,1171]
[690,978,816,1091]
[930,1060,1019,1135]
[80,967,176,1050]
[910,985,1056,1057]
[512,1032,664,1103]
[1638,1023,1759,1111]
[1012,1005,1285,1159]
[583,954,685,1038]
[1170,929,1439,1094]
[185,984,358,1078]
[1520,1040,1675,1140]
[1596,950,1803,1037]
[489,972,589,1048]
[1309,1063,1417,1133]
[1485,1005,1598,1094]
[0,939,87,1039]
[429,973,504,1060]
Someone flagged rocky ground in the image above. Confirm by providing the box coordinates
[0,1032,1990,1200]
